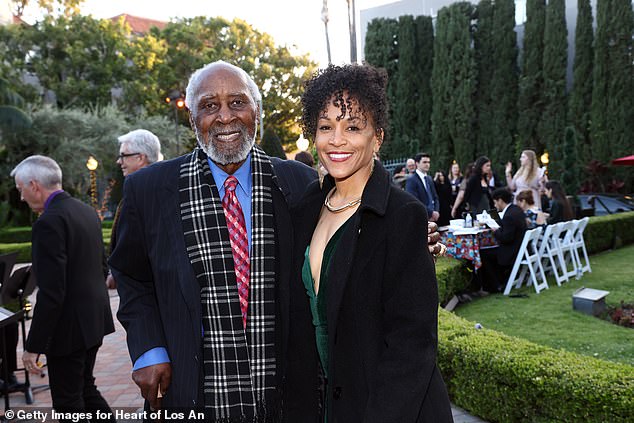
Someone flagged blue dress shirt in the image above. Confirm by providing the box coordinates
[133,154,253,371]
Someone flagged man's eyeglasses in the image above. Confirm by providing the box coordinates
[117,152,141,160]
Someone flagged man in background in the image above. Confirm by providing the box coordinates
[106,129,162,289]
[406,152,440,222]
[12,155,115,422]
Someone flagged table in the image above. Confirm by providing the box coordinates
[440,227,497,270]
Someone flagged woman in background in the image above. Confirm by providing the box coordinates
[452,156,493,217]
[448,161,463,206]
[544,180,574,224]
[506,150,545,207]
[516,189,546,229]
[434,171,452,226]
[288,64,453,423]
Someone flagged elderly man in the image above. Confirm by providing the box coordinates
[106,129,162,289]
[109,61,318,420]
[110,61,443,420]
[11,156,115,422]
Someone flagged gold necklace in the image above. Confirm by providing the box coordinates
[324,187,362,213]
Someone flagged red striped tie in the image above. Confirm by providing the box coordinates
[222,176,250,328]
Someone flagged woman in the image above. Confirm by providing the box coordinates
[448,161,463,206]
[451,162,473,218]
[434,171,452,226]
[452,156,493,218]
[288,64,452,422]
[506,150,545,207]
[516,189,546,229]
[544,180,574,224]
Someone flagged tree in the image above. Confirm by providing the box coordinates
[431,2,476,170]
[538,0,567,179]
[260,127,286,159]
[0,77,31,131]
[517,0,546,153]
[474,0,496,157]
[12,0,84,18]
[156,17,316,146]
[561,126,580,197]
[568,0,593,165]
[364,17,399,158]
[413,16,434,154]
[393,15,418,154]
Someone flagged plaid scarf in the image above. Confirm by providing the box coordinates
[179,145,278,422]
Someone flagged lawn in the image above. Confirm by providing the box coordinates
[453,244,634,366]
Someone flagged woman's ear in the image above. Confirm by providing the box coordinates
[374,129,384,153]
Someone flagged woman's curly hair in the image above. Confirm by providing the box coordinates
[301,64,389,142]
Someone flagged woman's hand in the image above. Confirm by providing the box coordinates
[505,162,512,174]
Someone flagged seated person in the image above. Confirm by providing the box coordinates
[516,189,546,229]
[480,188,527,292]
[544,180,574,224]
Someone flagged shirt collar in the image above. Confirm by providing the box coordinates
[416,169,427,178]
[207,154,252,197]
[500,203,511,219]
[44,190,65,211]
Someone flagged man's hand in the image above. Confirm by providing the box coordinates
[22,351,43,376]
[132,363,172,411]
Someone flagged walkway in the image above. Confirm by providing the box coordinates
[6,289,485,422]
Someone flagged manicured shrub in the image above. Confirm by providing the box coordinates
[438,309,634,422]
[435,256,470,305]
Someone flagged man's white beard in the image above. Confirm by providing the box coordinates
[196,125,256,165]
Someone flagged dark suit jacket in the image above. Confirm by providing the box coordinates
[27,192,114,356]
[109,153,316,410]
[494,204,527,267]
[289,162,453,423]
[405,172,439,214]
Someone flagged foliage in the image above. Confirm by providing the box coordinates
[0,77,32,132]
[154,17,316,146]
[568,0,593,164]
[538,0,567,179]
[363,17,399,157]
[435,256,470,305]
[413,16,434,154]
[0,106,193,223]
[583,212,634,253]
[431,2,476,170]
[590,0,634,192]
[12,0,83,18]
[517,0,546,153]
[259,127,286,160]
[439,308,634,422]
[561,127,580,196]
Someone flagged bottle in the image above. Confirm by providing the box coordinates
[465,213,473,228]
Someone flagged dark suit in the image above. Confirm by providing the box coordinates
[28,192,114,418]
[481,204,527,291]
[289,162,453,423]
[405,172,439,216]
[109,153,316,412]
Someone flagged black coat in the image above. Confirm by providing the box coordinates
[27,192,114,356]
[110,154,317,409]
[289,162,453,423]
[494,204,527,267]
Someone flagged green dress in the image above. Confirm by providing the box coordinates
[301,220,349,421]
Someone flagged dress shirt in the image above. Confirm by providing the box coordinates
[499,203,511,220]
[133,154,253,371]
[415,169,429,191]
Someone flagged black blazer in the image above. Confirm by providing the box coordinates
[463,174,493,214]
[405,172,440,214]
[494,204,527,267]
[27,192,114,356]
[109,153,316,409]
[289,162,453,423]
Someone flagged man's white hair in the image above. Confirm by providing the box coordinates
[118,129,162,164]
[185,60,262,117]
[10,155,62,189]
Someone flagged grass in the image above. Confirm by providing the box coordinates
[453,244,634,366]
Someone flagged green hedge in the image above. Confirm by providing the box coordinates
[435,257,470,304]
[0,227,32,243]
[0,242,32,263]
[585,211,634,254]
[438,309,634,422]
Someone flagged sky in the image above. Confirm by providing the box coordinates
[54,0,398,67]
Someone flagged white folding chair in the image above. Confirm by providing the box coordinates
[558,220,579,281]
[538,223,569,286]
[572,217,592,275]
[503,227,549,295]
